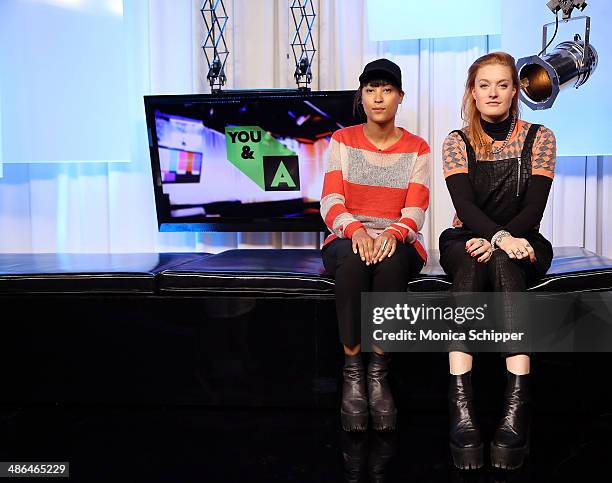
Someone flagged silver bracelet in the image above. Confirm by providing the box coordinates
[491,230,511,248]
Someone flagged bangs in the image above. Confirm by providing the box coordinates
[362,78,399,89]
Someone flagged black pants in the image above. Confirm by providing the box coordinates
[439,227,552,292]
[439,227,553,356]
[321,238,424,348]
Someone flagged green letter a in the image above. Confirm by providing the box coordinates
[271,161,296,188]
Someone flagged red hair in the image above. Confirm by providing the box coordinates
[461,52,521,156]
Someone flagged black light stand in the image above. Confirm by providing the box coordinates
[290,0,317,90]
[201,0,230,92]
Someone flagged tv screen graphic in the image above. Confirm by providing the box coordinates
[156,113,204,184]
[144,90,359,232]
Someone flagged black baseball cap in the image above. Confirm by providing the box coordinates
[359,58,402,90]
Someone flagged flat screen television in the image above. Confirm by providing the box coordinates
[144,90,359,232]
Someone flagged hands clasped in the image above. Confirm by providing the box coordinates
[352,229,397,265]
[466,235,537,263]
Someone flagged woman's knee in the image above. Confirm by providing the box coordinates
[454,251,486,277]
[487,250,526,290]
[488,249,512,268]
[375,244,420,277]
[335,249,369,277]
[371,258,407,289]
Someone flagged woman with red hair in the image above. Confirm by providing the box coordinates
[439,52,556,470]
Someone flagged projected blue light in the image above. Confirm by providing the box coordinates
[0,81,3,178]
[367,0,501,41]
[0,0,131,164]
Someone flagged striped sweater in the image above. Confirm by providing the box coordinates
[320,124,430,262]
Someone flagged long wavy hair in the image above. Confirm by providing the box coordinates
[461,52,521,155]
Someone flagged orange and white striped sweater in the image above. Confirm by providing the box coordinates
[320,124,430,263]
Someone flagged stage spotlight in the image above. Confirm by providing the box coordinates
[208,59,222,77]
[517,37,597,110]
[298,57,310,75]
[290,0,316,89]
[516,3,597,110]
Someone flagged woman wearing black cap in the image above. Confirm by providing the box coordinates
[440,52,556,470]
[320,58,431,431]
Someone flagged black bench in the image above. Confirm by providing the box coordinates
[1,247,611,410]
[157,246,612,295]
[2,247,610,296]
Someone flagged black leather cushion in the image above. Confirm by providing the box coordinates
[528,247,612,292]
[159,249,334,297]
[1,247,610,296]
[0,253,209,294]
[159,247,612,296]
[409,247,612,292]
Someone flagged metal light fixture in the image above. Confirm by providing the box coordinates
[516,1,597,110]
[201,0,230,91]
[290,0,317,90]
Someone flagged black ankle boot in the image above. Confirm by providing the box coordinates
[341,356,368,432]
[367,352,397,431]
[448,371,483,470]
[490,372,530,470]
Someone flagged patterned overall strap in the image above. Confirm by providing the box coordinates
[450,130,476,163]
[520,124,541,162]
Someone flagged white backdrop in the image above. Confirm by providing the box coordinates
[0,0,610,258]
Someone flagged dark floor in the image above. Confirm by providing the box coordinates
[0,404,609,483]
[3,295,611,481]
